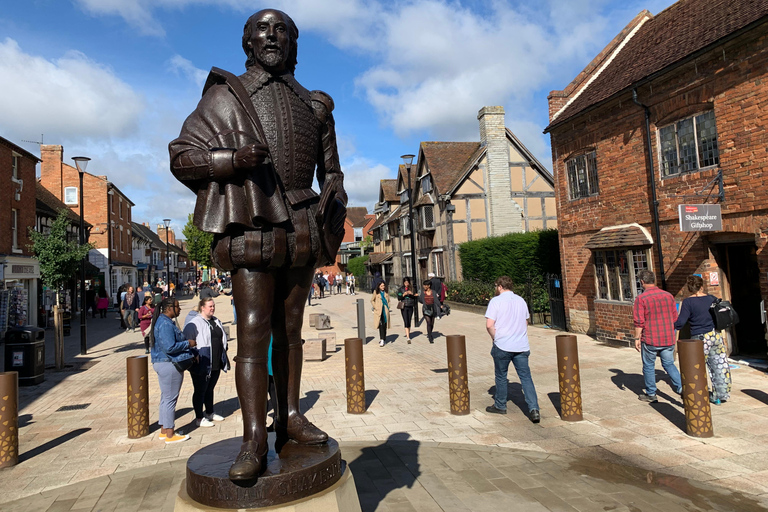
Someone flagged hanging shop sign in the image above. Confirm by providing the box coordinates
[678,204,722,232]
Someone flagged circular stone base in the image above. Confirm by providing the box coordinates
[186,434,343,509]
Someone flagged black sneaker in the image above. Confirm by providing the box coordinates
[485,405,507,415]
[638,393,658,403]
[528,409,541,423]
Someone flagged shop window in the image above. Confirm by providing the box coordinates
[64,187,78,205]
[659,110,719,177]
[592,248,651,302]
[566,151,599,199]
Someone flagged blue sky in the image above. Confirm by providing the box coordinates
[0,0,675,236]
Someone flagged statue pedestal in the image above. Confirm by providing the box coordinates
[176,435,361,511]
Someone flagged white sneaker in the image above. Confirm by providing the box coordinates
[379,339,385,347]
[196,417,215,427]
[205,413,224,422]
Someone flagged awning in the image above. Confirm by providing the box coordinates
[367,253,394,265]
[585,223,653,249]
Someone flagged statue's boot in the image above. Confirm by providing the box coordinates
[229,356,269,481]
[274,341,328,448]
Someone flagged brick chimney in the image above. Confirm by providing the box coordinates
[478,106,521,236]
[40,144,64,200]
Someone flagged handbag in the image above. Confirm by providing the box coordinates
[397,300,405,310]
[710,298,739,330]
[423,303,435,317]
[172,357,194,373]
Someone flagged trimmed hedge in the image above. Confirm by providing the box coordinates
[446,275,550,312]
[458,229,560,283]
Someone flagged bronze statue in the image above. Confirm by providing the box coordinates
[169,9,347,482]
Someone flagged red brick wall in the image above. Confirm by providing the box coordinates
[549,26,768,342]
[0,143,37,255]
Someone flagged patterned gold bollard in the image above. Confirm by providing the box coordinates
[345,338,366,414]
[446,335,470,415]
[677,339,714,438]
[555,335,583,421]
[126,355,150,438]
[0,372,19,468]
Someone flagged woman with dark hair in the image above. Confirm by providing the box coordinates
[418,280,441,343]
[150,298,197,443]
[96,287,109,318]
[184,297,230,427]
[674,275,732,404]
[371,281,390,347]
[397,277,416,343]
[139,295,155,354]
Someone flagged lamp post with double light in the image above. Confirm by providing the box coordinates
[72,156,90,355]
[163,219,171,290]
[400,154,419,324]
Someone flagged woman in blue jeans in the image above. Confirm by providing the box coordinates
[150,297,196,444]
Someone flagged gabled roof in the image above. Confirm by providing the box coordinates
[134,223,166,250]
[546,0,768,131]
[380,179,398,203]
[505,129,554,186]
[1,137,40,162]
[35,181,91,227]
[346,207,369,228]
[419,142,482,196]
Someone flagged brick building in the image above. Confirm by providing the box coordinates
[0,137,41,330]
[40,145,136,302]
[545,0,768,356]
[327,206,375,275]
[371,106,557,285]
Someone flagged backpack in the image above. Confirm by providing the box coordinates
[710,298,739,330]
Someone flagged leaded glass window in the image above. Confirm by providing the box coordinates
[660,111,720,177]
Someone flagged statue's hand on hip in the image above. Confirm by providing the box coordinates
[233,143,270,170]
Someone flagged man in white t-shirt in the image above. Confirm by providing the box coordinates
[484,276,540,423]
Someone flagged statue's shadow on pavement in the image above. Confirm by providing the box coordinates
[608,368,686,432]
[742,389,768,405]
[19,428,91,463]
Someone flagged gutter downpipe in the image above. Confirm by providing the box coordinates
[632,88,667,291]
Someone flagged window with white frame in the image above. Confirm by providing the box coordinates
[109,194,114,213]
[12,154,19,180]
[593,248,651,302]
[566,151,599,200]
[119,227,123,253]
[403,254,412,278]
[401,216,411,235]
[64,186,78,205]
[11,209,19,250]
[659,110,719,177]
[119,198,123,219]
[431,251,443,277]
[354,227,363,242]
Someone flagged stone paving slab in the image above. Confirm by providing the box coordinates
[2,291,768,509]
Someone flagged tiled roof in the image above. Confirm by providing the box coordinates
[420,142,482,195]
[380,179,398,202]
[547,0,768,130]
[35,181,91,227]
[367,252,394,265]
[346,206,369,228]
[414,194,435,207]
[584,224,653,249]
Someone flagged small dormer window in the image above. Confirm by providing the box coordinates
[421,175,432,193]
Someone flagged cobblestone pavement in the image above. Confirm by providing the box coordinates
[2,291,768,511]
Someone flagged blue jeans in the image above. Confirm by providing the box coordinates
[491,345,539,412]
[641,343,682,397]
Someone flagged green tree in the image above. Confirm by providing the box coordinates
[182,213,214,268]
[347,255,369,280]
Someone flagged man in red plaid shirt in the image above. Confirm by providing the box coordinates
[633,270,683,403]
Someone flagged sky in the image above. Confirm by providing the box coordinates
[0,0,676,238]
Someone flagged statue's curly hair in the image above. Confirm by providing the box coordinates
[242,9,299,73]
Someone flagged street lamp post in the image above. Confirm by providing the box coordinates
[401,154,419,324]
[73,156,90,355]
[163,219,171,291]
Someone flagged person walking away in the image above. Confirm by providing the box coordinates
[418,280,440,343]
[96,287,109,318]
[633,270,683,402]
[184,297,230,427]
[349,274,356,295]
[199,282,220,301]
[484,276,541,423]
[397,277,416,343]
[428,272,445,318]
[674,275,731,404]
[150,298,196,443]
[139,296,155,354]
[371,281,390,347]
[122,286,140,333]
[371,272,384,293]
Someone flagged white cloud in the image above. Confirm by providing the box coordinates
[168,55,208,89]
[341,158,391,210]
[0,38,144,141]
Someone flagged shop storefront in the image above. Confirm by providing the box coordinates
[0,256,40,336]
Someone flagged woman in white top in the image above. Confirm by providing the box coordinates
[183,297,230,427]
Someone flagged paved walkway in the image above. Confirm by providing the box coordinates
[1,291,768,511]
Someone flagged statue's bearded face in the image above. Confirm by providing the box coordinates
[248,10,291,72]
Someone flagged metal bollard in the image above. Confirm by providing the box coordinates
[678,339,714,437]
[0,372,19,468]
[555,335,583,422]
[344,338,366,414]
[446,335,470,415]
[356,298,366,342]
[126,355,150,438]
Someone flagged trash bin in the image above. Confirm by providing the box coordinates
[5,326,45,386]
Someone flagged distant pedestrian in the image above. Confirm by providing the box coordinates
[96,287,109,318]
[397,277,416,343]
[336,273,343,294]
[122,286,140,333]
[485,276,540,422]
[633,270,683,403]
[371,281,390,347]
[349,274,356,295]
[371,272,384,293]
[418,280,440,343]
[674,274,731,404]
[139,296,155,354]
